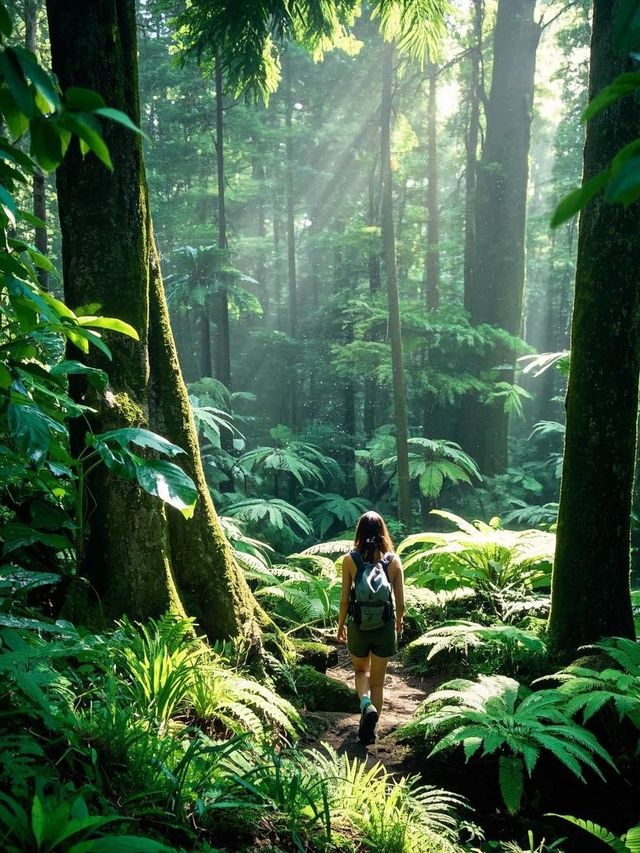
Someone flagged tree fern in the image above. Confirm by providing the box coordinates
[224,498,314,538]
[299,489,369,538]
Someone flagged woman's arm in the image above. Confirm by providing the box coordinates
[392,557,405,635]
[337,555,352,643]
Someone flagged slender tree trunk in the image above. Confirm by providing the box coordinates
[381,41,411,531]
[364,158,381,438]
[46,0,263,643]
[548,0,638,652]
[24,0,48,290]
[463,0,483,300]
[213,52,231,388]
[425,66,439,310]
[284,50,298,426]
[462,0,541,474]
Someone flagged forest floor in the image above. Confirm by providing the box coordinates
[300,644,441,778]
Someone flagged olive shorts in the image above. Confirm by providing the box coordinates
[347,618,397,659]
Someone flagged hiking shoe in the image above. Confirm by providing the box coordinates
[358,703,378,744]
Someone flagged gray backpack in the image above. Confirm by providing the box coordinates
[349,550,394,631]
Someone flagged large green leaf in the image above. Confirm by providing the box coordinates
[134,459,198,518]
[7,403,67,464]
[76,314,139,339]
[90,427,185,458]
[551,170,610,228]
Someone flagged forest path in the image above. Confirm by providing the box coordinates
[300,645,441,777]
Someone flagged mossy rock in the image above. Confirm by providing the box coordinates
[295,665,359,712]
[293,639,338,672]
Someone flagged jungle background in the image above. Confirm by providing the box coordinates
[2,0,640,851]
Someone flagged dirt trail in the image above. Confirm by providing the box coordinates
[300,645,442,777]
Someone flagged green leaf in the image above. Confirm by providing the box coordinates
[605,155,640,204]
[59,113,112,169]
[64,86,105,111]
[91,427,185,458]
[135,459,198,518]
[12,46,60,111]
[51,360,108,390]
[0,87,29,139]
[7,403,66,464]
[499,755,524,815]
[551,170,610,228]
[0,183,17,225]
[70,838,176,853]
[582,74,640,122]
[30,115,69,170]
[94,106,148,140]
[76,314,140,339]
[0,363,10,388]
[419,466,444,499]
[31,796,44,846]
[0,3,12,37]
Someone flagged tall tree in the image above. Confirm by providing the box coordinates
[463,0,541,474]
[424,64,439,309]
[381,40,411,530]
[213,51,231,388]
[548,0,638,652]
[46,0,263,642]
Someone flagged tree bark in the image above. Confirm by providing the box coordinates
[381,41,411,531]
[284,50,298,426]
[548,0,638,652]
[213,51,231,388]
[46,0,262,642]
[463,0,483,302]
[425,66,439,310]
[462,0,541,474]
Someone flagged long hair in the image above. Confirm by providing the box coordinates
[354,511,394,562]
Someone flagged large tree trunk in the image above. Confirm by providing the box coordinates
[381,40,411,531]
[46,0,262,642]
[548,0,638,652]
[462,0,541,474]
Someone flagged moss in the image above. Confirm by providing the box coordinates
[292,639,338,673]
[294,665,359,712]
[109,390,146,426]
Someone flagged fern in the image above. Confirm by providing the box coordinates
[409,620,547,664]
[550,814,629,852]
[300,539,353,557]
[224,497,314,537]
[409,674,616,815]
[544,637,640,728]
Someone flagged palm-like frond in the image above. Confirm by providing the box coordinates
[300,489,369,538]
[224,498,313,537]
[300,539,353,558]
[544,637,640,728]
[371,0,450,65]
[409,620,546,662]
[408,674,616,814]
[397,511,554,593]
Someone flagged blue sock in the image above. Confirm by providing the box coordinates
[360,696,372,712]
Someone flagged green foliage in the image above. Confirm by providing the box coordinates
[299,489,369,538]
[307,744,467,852]
[381,438,481,501]
[397,511,553,594]
[409,674,616,815]
[550,813,640,852]
[244,561,340,630]
[408,620,547,672]
[545,636,640,729]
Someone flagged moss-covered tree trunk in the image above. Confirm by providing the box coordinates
[46,0,261,641]
[548,0,639,652]
[462,0,540,474]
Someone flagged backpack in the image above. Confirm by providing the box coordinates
[348,550,394,631]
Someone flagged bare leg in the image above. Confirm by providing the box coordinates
[369,654,390,713]
[351,654,371,701]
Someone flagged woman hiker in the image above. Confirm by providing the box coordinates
[336,511,405,744]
